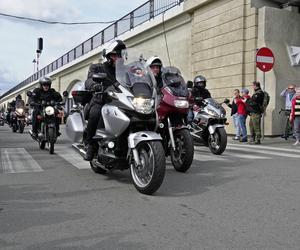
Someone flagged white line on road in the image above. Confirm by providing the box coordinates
[194,147,271,160]
[55,145,90,169]
[226,145,300,158]
[0,148,43,174]
[227,143,300,153]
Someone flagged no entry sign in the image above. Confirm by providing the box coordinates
[256,47,275,72]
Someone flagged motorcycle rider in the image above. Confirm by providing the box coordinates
[187,75,211,124]
[84,39,127,161]
[146,56,164,92]
[8,95,25,126]
[31,76,62,138]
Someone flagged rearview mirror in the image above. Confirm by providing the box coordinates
[186,80,193,89]
[62,91,69,97]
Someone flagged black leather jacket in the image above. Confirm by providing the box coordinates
[191,87,211,105]
[85,61,116,104]
[32,88,62,105]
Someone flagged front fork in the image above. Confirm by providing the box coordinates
[167,118,176,151]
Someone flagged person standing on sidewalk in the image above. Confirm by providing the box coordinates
[246,81,264,144]
[289,87,300,146]
[236,88,251,142]
[225,89,241,140]
[281,84,296,110]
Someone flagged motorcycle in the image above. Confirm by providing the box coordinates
[189,98,227,155]
[27,91,65,154]
[0,112,5,126]
[11,105,26,133]
[157,67,194,172]
[66,57,166,195]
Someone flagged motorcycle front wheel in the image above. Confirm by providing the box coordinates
[208,127,227,155]
[170,129,194,172]
[48,127,55,154]
[130,141,165,195]
[19,121,24,133]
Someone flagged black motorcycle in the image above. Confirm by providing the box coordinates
[27,91,66,154]
[11,105,26,133]
[0,112,5,126]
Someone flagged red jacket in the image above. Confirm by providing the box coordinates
[235,95,250,116]
[290,96,300,121]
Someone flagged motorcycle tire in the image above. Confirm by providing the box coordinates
[48,127,55,154]
[208,127,227,155]
[90,160,107,175]
[12,124,17,133]
[170,129,194,173]
[39,140,46,150]
[19,121,24,133]
[130,141,165,195]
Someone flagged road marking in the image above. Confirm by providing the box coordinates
[226,145,300,158]
[194,146,270,160]
[55,145,90,169]
[227,143,300,153]
[0,148,43,174]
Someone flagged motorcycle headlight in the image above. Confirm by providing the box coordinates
[45,106,55,116]
[16,108,24,115]
[174,100,189,108]
[205,107,219,117]
[130,97,154,114]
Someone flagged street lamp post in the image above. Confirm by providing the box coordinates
[32,59,36,74]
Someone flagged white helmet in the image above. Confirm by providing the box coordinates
[146,56,163,68]
[102,40,126,59]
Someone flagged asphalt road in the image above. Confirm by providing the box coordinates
[1,124,300,250]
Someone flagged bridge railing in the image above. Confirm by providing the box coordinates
[1,0,184,100]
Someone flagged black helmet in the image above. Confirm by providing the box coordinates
[103,40,126,60]
[16,94,22,100]
[39,76,52,87]
[193,75,206,89]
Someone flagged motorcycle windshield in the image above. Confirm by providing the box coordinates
[162,66,189,97]
[116,58,156,98]
[204,98,226,115]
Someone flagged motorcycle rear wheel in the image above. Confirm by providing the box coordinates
[170,129,194,172]
[130,141,165,195]
[208,127,227,155]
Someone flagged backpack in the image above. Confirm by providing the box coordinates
[261,91,270,113]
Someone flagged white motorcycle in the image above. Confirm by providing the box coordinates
[66,57,166,195]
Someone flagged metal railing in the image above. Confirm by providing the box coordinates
[1,0,184,100]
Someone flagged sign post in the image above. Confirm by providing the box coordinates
[255,47,275,140]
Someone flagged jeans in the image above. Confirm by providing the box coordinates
[232,113,240,138]
[294,117,300,140]
[187,109,194,124]
[238,114,247,139]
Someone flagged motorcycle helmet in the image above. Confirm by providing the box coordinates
[193,75,206,89]
[103,40,126,62]
[146,56,163,68]
[39,76,52,87]
[16,94,22,100]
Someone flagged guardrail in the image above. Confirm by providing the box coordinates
[1,0,184,100]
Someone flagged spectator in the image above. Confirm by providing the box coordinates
[281,84,296,110]
[225,89,241,140]
[236,88,251,142]
[246,81,264,144]
[289,87,300,145]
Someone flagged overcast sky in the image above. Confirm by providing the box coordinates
[0,0,146,94]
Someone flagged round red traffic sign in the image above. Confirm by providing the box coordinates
[256,47,275,72]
